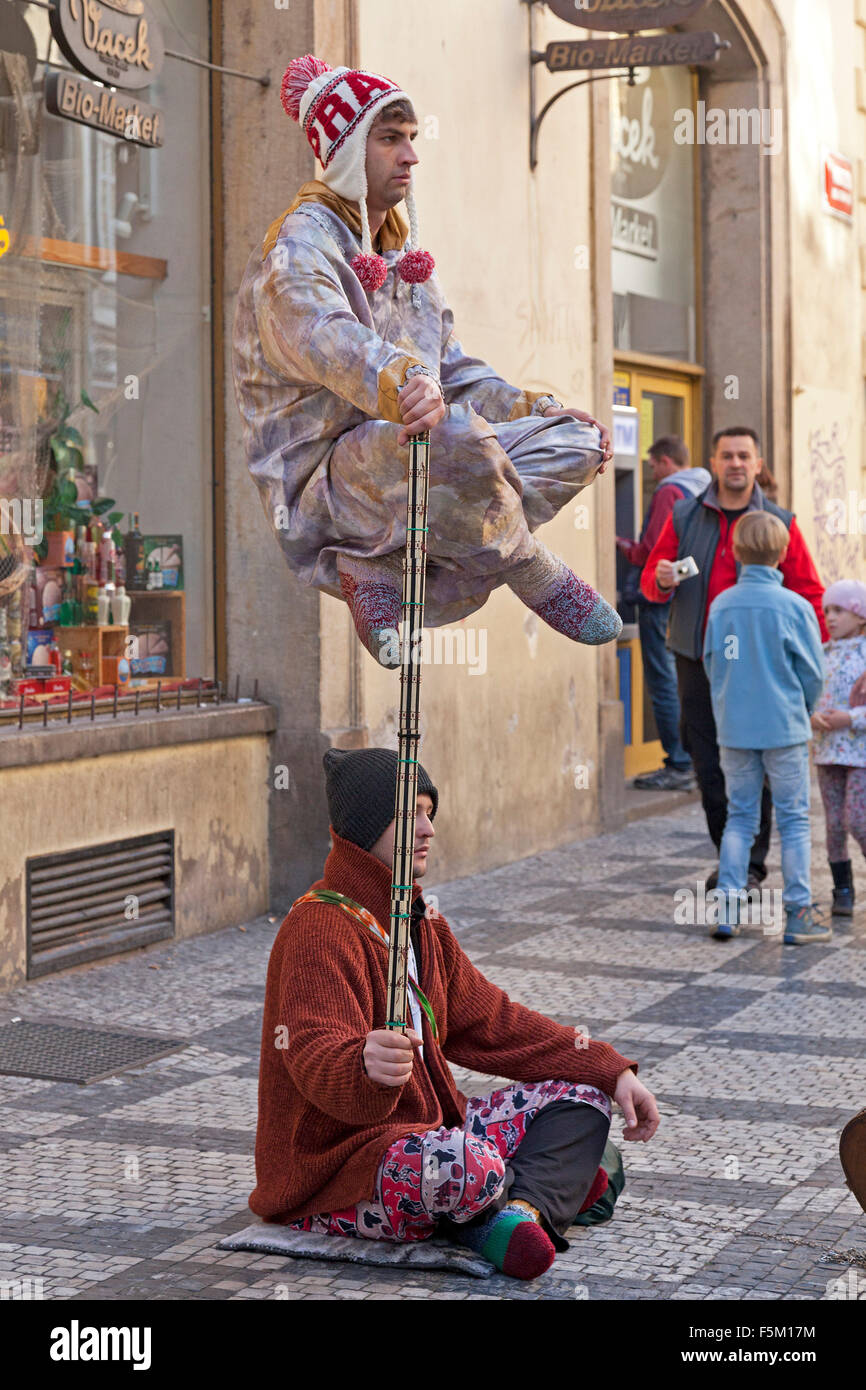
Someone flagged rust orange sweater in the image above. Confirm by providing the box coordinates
[250,831,638,1223]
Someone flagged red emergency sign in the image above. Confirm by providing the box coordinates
[823,151,854,220]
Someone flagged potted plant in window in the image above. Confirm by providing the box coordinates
[36,387,124,563]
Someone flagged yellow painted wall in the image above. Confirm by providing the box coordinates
[0,736,270,988]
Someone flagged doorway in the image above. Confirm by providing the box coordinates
[614,361,700,779]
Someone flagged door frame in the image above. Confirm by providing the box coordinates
[614,361,701,779]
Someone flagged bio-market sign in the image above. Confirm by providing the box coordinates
[546,0,712,30]
[45,70,164,147]
[49,0,165,91]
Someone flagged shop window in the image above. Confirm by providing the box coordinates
[0,1,212,717]
[610,64,697,362]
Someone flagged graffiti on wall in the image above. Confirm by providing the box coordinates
[809,419,859,584]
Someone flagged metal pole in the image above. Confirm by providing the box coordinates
[385,430,430,1033]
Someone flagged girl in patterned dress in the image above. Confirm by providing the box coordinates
[812,580,866,915]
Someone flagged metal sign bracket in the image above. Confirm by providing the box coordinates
[524,0,632,170]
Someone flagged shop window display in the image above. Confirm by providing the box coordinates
[0,1,212,714]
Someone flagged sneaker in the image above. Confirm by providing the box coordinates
[711,918,740,940]
[709,887,741,940]
[633,767,695,791]
[783,904,832,945]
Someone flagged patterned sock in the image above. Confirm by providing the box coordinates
[336,554,403,668]
[449,1201,556,1280]
[506,540,622,646]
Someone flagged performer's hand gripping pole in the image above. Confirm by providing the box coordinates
[385,430,431,1033]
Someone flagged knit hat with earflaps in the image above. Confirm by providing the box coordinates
[280,54,435,292]
[323,747,438,853]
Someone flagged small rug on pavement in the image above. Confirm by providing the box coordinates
[218,1223,496,1278]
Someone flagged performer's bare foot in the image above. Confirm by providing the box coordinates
[336,554,403,668]
[506,540,622,645]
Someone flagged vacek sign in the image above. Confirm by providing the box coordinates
[546,0,712,32]
[49,0,165,92]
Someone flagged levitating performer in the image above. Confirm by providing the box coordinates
[232,54,621,667]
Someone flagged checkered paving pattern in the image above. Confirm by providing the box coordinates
[0,799,864,1302]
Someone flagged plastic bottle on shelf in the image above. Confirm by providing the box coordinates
[114,583,131,625]
[85,579,99,625]
[96,584,110,627]
[125,513,146,591]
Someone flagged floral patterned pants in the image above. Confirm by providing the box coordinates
[817,764,866,861]
[287,1079,612,1243]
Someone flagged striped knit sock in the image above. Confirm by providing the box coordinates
[449,1200,556,1280]
[506,540,622,646]
[336,554,403,668]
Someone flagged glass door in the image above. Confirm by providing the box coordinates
[614,368,695,779]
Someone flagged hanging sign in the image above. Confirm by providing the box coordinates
[546,0,712,30]
[49,0,165,91]
[545,31,724,72]
[45,70,164,147]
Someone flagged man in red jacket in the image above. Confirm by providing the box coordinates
[640,427,827,887]
[252,748,659,1281]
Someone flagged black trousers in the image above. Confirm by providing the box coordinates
[452,1102,610,1252]
[675,653,772,879]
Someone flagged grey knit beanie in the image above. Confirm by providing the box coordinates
[323,747,439,852]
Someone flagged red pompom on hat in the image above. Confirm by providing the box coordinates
[281,54,332,122]
[350,253,388,292]
[279,54,435,294]
[398,249,435,284]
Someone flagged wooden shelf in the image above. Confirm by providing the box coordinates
[13,237,167,281]
[59,625,128,690]
[128,590,186,679]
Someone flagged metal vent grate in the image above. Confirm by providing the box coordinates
[26,831,175,978]
[0,1019,186,1084]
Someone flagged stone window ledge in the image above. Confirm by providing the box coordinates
[0,701,277,770]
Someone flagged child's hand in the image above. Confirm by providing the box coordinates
[850,673,866,707]
[814,708,852,731]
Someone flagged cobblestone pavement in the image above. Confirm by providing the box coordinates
[1,798,865,1302]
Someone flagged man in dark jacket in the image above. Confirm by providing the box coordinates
[640,427,827,885]
[617,435,710,790]
[252,748,659,1280]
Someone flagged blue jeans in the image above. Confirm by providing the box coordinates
[718,745,811,912]
[637,602,690,768]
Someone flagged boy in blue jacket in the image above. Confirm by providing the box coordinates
[703,511,828,944]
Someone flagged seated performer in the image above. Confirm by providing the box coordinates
[232,54,621,667]
[251,748,660,1280]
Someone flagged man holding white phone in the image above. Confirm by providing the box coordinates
[640,428,827,889]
